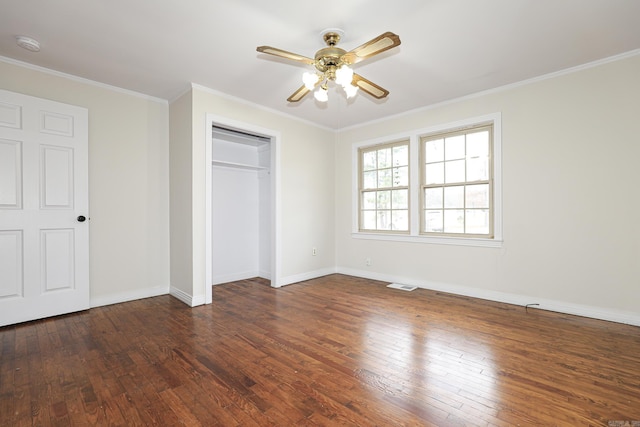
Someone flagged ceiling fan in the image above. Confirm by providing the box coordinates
[257,29,401,103]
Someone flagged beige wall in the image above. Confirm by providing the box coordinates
[5,50,637,325]
[169,90,194,299]
[335,54,640,323]
[0,59,170,305]
[170,86,336,302]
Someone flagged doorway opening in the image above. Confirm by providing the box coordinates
[204,115,280,304]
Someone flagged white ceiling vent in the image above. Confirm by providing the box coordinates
[387,283,417,292]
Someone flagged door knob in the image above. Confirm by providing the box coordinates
[77,215,86,222]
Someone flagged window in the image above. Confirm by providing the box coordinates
[352,113,502,247]
[421,124,493,237]
[359,141,410,232]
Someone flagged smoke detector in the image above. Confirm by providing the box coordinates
[15,36,41,52]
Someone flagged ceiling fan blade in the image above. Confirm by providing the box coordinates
[256,46,315,65]
[287,84,311,102]
[352,73,389,99]
[342,32,401,65]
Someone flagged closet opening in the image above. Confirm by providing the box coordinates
[210,123,273,287]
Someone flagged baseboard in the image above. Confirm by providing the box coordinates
[276,267,337,288]
[90,285,169,308]
[212,270,261,285]
[89,269,640,327]
[336,267,640,327]
[258,269,271,280]
[169,286,206,307]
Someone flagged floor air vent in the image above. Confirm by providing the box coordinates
[387,283,417,291]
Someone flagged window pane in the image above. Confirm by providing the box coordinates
[467,131,489,157]
[466,209,490,234]
[393,145,408,166]
[362,191,376,209]
[445,135,465,160]
[377,210,391,230]
[392,210,408,231]
[444,209,464,233]
[425,138,444,162]
[393,166,408,187]
[363,171,377,189]
[424,210,443,232]
[424,188,442,209]
[425,162,444,185]
[445,159,465,183]
[466,130,489,181]
[362,151,377,171]
[392,189,408,209]
[467,155,488,181]
[362,211,376,230]
[377,190,391,209]
[377,148,391,169]
[466,184,489,208]
[377,168,392,188]
[444,186,464,208]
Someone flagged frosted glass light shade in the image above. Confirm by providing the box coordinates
[344,83,359,99]
[314,87,328,102]
[302,72,319,90]
[335,65,354,87]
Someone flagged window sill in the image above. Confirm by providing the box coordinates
[352,231,503,248]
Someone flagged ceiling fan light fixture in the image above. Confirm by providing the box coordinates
[302,72,319,90]
[335,65,354,87]
[257,30,400,103]
[314,86,328,102]
[344,83,359,99]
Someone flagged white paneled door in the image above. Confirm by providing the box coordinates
[0,89,89,327]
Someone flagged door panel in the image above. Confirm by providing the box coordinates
[0,139,22,208]
[0,101,21,128]
[0,89,89,327]
[0,230,23,298]
[41,228,75,291]
[41,145,74,208]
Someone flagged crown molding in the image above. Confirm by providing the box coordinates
[340,49,640,132]
[0,55,168,104]
[189,83,336,133]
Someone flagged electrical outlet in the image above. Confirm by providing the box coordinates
[312,247,317,256]
[365,257,371,266]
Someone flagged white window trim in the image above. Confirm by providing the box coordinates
[351,112,503,248]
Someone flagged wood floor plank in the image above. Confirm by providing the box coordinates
[1,274,640,425]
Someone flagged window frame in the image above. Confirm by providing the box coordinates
[351,113,502,248]
[420,123,494,238]
[358,139,411,234]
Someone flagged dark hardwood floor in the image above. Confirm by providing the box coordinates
[1,274,639,426]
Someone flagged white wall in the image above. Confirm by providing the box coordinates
[1,58,170,306]
[211,165,259,282]
[211,139,264,283]
[335,53,640,325]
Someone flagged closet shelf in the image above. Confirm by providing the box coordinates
[212,160,268,171]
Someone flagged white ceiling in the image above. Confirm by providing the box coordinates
[1,0,639,130]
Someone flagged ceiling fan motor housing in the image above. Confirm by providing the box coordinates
[315,46,347,76]
[314,31,350,78]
